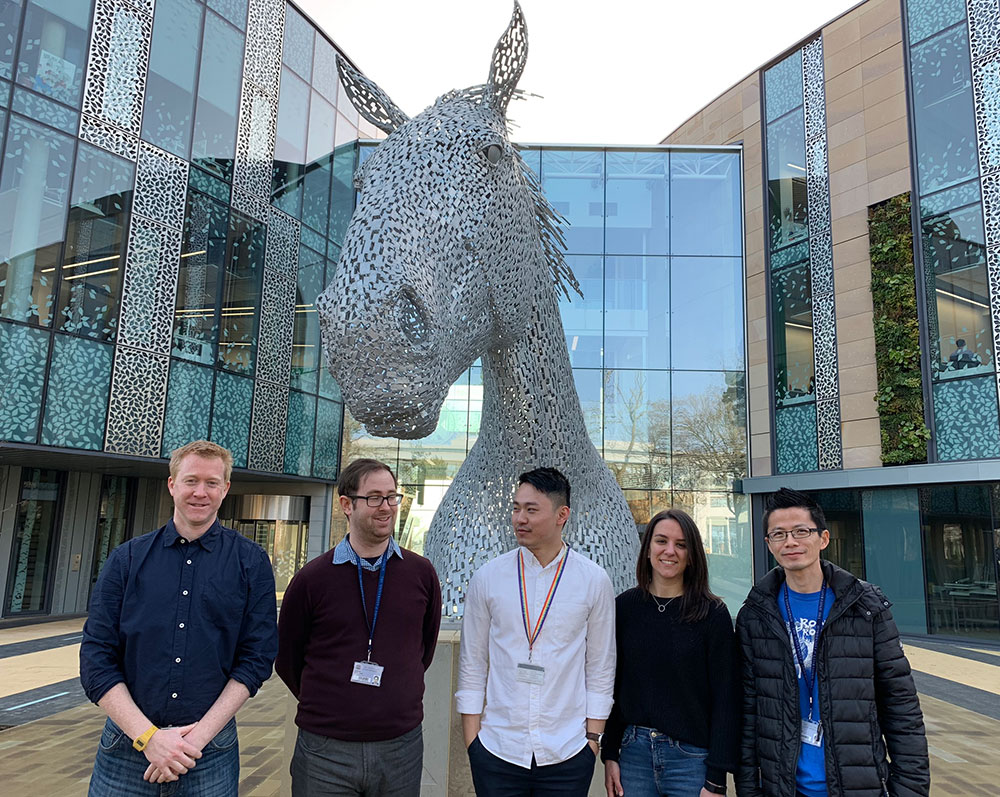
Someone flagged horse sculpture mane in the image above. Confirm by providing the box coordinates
[317,3,638,613]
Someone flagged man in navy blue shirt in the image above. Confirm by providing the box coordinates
[81,440,278,796]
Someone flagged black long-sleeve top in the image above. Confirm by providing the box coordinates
[602,587,740,787]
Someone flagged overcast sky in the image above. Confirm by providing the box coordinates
[296,0,861,145]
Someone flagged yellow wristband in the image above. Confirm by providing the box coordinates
[132,725,159,751]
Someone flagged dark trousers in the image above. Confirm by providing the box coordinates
[467,737,596,797]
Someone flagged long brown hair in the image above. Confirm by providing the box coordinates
[636,508,723,622]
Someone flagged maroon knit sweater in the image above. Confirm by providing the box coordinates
[276,547,441,741]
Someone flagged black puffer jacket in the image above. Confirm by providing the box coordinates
[735,561,929,797]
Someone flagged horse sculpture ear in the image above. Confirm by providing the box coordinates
[484,2,528,116]
[336,54,410,135]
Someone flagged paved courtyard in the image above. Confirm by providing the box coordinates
[0,619,998,795]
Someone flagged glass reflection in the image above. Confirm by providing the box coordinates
[218,211,265,374]
[766,107,808,251]
[671,371,746,491]
[572,368,603,454]
[771,261,814,404]
[59,144,134,340]
[558,255,603,368]
[541,149,604,254]
[603,369,670,490]
[4,468,61,614]
[671,257,743,371]
[910,26,977,195]
[670,152,743,256]
[192,11,244,182]
[89,475,132,591]
[605,150,667,255]
[0,1,23,81]
[272,66,309,217]
[397,369,473,484]
[0,116,74,326]
[173,190,228,363]
[282,3,313,81]
[142,0,202,159]
[329,142,356,245]
[292,245,323,393]
[16,0,91,107]
[922,201,992,378]
[605,255,669,369]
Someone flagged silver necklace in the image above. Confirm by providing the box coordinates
[651,595,679,613]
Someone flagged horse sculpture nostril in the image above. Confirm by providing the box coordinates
[396,289,431,345]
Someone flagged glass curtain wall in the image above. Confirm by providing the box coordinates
[904,0,1000,460]
[4,468,62,615]
[763,49,818,474]
[339,146,750,613]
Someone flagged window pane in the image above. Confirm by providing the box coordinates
[397,370,472,484]
[4,468,61,614]
[766,107,808,251]
[192,11,243,182]
[0,1,24,80]
[862,488,927,634]
[672,370,746,491]
[604,369,670,490]
[292,244,323,392]
[923,203,992,377]
[306,90,334,164]
[558,255,603,368]
[142,0,202,158]
[685,490,751,617]
[302,154,331,234]
[282,3,313,81]
[173,190,228,363]
[285,389,316,476]
[572,367,603,454]
[272,65,308,217]
[932,375,1000,460]
[906,0,966,45]
[218,210,265,374]
[910,26,978,194]
[41,333,113,448]
[542,149,604,254]
[0,116,74,326]
[314,397,343,480]
[59,143,134,340]
[809,490,865,577]
[89,475,132,590]
[775,402,818,473]
[771,260,814,404]
[671,256,743,371]
[764,49,802,122]
[605,255,669,369]
[16,0,91,107]
[207,0,247,30]
[328,142,355,244]
[311,36,338,104]
[161,358,213,456]
[921,485,998,638]
[210,369,252,467]
[0,319,49,441]
[671,152,743,256]
[605,150,667,255]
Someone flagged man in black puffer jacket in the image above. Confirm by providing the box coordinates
[736,488,929,797]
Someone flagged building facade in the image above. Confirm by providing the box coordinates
[665,0,1000,639]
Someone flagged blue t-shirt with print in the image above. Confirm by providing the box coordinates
[777,583,834,797]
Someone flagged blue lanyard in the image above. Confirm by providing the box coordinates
[356,550,388,662]
[783,582,827,721]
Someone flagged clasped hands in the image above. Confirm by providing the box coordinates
[141,723,206,783]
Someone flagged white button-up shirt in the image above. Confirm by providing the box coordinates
[455,544,616,768]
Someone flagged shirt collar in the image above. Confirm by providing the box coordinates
[162,518,222,551]
[519,542,569,571]
[332,534,403,570]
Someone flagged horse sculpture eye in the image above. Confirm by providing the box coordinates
[481,144,503,165]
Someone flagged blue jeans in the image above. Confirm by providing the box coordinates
[88,717,239,796]
[617,725,708,797]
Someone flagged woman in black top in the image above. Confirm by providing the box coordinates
[603,509,739,797]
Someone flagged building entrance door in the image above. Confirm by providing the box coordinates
[219,495,310,596]
[3,469,62,616]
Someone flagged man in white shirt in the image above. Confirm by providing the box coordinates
[456,467,616,796]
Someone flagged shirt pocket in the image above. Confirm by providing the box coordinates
[200,579,247,631]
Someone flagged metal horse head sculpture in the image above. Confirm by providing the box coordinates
[317,3,637,613]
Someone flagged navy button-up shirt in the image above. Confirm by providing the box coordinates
[80,519,278,727]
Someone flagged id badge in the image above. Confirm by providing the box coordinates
[351,660,384,687]
[800,718,823,747]
[515,662,545,684]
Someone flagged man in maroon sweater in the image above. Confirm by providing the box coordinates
[276,458,442,796]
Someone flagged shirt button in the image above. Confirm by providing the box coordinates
[179,623,185,628]
[172,693,178,699]
[186,559,192,565]
[182,590,189,596]
[175,657,182,663]
[180,539,186,544]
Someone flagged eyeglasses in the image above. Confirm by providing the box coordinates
[764,527,822,543]
[347,493,404,507]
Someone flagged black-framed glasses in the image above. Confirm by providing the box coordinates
[764,527,822,543]
[347,493,404,507]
